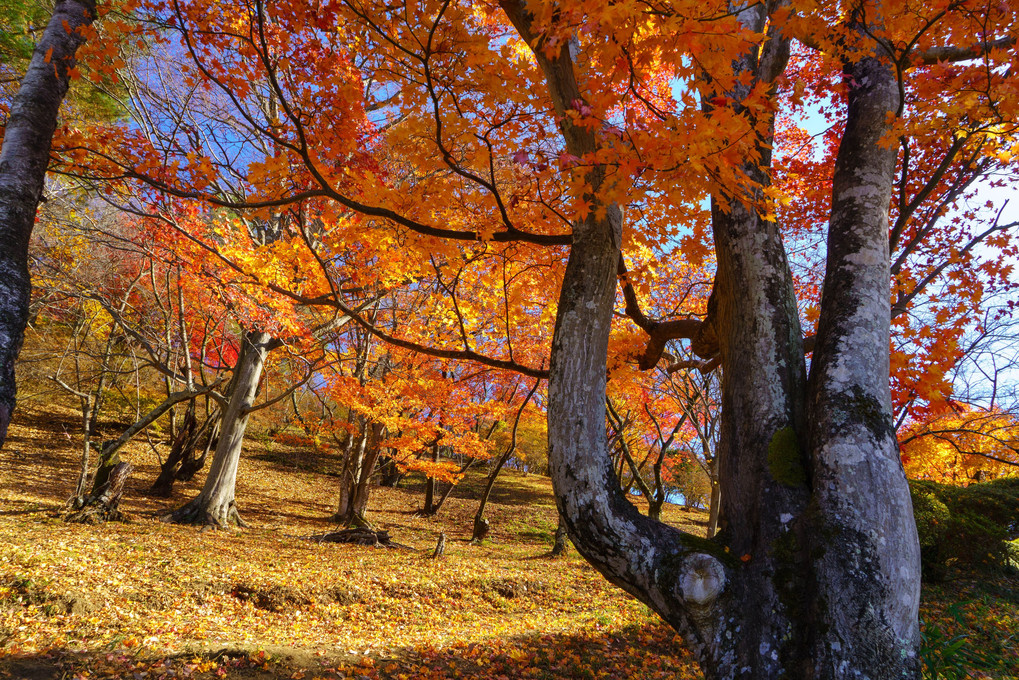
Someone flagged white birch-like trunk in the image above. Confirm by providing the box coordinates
[166,331,273,527]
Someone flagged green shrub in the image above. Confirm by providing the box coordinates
[910,478,1019,581]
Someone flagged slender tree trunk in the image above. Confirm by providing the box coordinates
[706,475,721,540]
[166,331,275,527]
[471,379,540,542]
[0,0,97,448]
[86,329,119,438]
[472,452,511,541]
[428,457,476,517]
[422,440,439,515]
[69,393,93,507]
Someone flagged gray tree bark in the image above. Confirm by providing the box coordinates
[0,0,97,447]
[166,331,276,527]
[333,419,383,527]
[502,1,921,677]
[805,51,921,673]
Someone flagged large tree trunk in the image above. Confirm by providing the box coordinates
[502,2,920,678]
[804,52,921,672]
[166,331,275,528]
[0,0,97,448]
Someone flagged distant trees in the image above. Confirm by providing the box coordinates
[901,407,1019,484]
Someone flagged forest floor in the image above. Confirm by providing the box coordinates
[0,401,1017,679]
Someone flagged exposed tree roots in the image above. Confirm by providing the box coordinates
[307,528,412,550]
[163,497,249,529]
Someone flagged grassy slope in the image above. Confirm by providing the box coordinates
[0,400,1016,679]
[0,401,705,679]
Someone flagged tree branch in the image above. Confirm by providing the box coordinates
[912,37,1016,66]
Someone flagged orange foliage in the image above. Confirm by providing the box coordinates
[901,406,1019,484]
[43,0,1019,454]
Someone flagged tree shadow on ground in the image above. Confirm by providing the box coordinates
[0,622,701,680]
[401,471,557,508]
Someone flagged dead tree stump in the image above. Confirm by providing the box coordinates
[431,531,446,558]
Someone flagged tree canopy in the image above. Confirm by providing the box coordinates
[2,0,1018,677]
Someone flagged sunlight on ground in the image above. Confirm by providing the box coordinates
[0,403,705,679]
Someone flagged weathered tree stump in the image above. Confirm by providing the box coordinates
[431,531,446,558]
[308,528,410,549]
[65,461,134,524]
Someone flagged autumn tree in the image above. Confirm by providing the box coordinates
[901,406,1019,483]
[59,0,1019,677]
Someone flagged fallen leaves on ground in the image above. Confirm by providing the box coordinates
[1,403,1016,679]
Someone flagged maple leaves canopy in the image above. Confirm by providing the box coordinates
[56,0,1017,422]
[45,0,1019,676]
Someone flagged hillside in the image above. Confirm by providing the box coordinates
[1,401,1017,679]
[1,401,706,679]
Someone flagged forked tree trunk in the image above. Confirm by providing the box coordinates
[151,400,198,496]
[175,414,217,481]
[0,0,97,448]
[502,3,920,678]
[334,420,383,526]
[166,331,276,528]
[151,402,217,496]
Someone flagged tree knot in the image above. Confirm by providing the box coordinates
[679,553,726,607]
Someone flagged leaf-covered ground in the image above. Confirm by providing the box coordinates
[1,403,1017,679]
